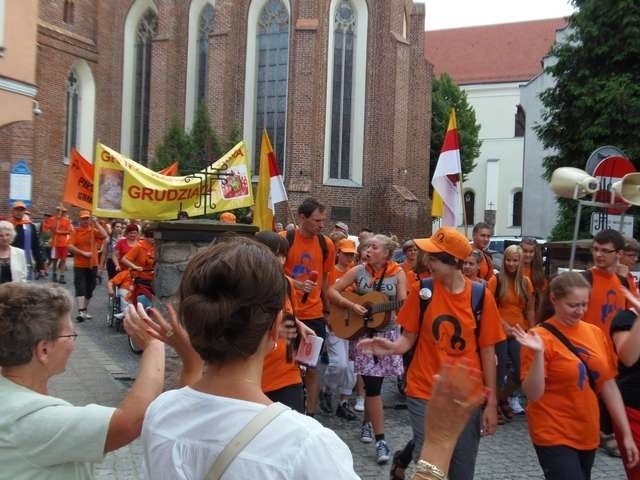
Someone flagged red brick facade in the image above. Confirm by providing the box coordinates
[1,0,432,239]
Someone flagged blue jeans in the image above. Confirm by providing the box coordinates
[407,396,482,480]
[495,336,521,389]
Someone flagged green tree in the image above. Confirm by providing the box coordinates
[190,101,221,170]
[222,124,243,153]
[536,0,640,240]
[151,115,191,172]
[430,73,482,182]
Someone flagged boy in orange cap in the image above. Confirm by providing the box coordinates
[359,227,505,480]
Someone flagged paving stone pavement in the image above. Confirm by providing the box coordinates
[46,271,627,479]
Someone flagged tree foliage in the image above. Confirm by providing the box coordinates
[430,73,482,182]
[151,116,190,172]
[536,0,640,240]
[152,102,241,175]
[152,105,247,219]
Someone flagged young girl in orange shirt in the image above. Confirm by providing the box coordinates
[488,245,534,421]
[516,272,638,479]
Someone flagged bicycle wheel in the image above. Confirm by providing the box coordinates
[105,296,114,328]
[113,296,124,333]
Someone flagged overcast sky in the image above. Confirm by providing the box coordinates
[417,0,576,30]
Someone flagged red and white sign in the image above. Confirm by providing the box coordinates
[593,155,636,212]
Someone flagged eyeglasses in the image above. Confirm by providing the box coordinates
[57,333,78,341]
[622,251,639,258]
[591,247,618,255]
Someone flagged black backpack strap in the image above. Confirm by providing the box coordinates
[286,228,295,247]
[418,277,434,328]
[317,234,328,263]
[539,322,596,391]
[581,269,593,286]
[470,281,485,324]
[582,268,628,289]
[617,273,629,289]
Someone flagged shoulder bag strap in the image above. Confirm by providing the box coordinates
[206,402,290,480]
[539,322,596,391]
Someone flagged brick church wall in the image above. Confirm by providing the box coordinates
[7,0,431,239]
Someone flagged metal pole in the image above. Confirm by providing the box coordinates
[569,201,583,271]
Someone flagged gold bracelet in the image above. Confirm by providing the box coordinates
[415,460,448,480]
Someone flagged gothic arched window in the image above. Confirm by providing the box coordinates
[132,9,157,164]
[253,0,289,175]
[324,0,367,184]
[197,4,215,104]
[64,71,80,160]
[464,190,475,225]
[512,190,523,227]
[329,1,356,179]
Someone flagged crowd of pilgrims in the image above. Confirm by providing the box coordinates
[0,196,639,480]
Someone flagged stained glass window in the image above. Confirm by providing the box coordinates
[254,0,289,175]
[132,9,157,164]
[64,71,79,159]
[329,0,356,179]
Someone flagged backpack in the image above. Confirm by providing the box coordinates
[418,278,486,330]
[401,278,486,382]
[581,269,629,289]
[285,229,329,263]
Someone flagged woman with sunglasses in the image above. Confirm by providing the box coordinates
[0,282,167,478]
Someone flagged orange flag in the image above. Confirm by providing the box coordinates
[158,161,179,176]
[62,149,94,209]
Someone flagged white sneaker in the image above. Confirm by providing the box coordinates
[375,439,391,464]
[354,396,365,412]
[113,312,125,320]
[508,395,524,414]
[360,422,373,443]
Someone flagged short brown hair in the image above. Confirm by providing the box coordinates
[0,283,71,366]
[178,238,285,364]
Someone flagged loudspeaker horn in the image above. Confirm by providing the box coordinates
[550,167,599,199]
[611,173,640,206]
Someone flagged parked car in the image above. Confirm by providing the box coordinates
[487,236,546,270]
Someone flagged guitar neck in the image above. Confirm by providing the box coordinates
[368,299,404,314]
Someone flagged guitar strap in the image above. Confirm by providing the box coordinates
[368,263,388,364]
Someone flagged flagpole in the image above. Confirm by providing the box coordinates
[286,201,297,228]
[458,174,468,238]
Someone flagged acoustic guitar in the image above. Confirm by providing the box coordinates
[329,291,404,340]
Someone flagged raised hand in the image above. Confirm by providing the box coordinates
[512,325,544,352]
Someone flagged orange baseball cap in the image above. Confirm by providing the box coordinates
[337,238,357,254]
[11,201,26,209]
[78,210,91,219]
[414,227,471,261]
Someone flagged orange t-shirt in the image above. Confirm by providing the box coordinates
[123,239,155,281]
[51,215,73,247]
[109,269,132,290]
[520,316,617,450]
[281,231,335,320]
[396,277,505,400]
[262,277,303,393]
[68,226,105,268]
[582,267,637,335]
[328,264,354,291]
[477,250,495,282]
[488,275,534,330]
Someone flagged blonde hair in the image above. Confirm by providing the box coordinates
[372,234,399,260]
[495,245,528,307]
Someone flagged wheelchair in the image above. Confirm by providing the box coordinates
[105,286,125,333]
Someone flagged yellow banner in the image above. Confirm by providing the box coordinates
[93,142,253,220]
